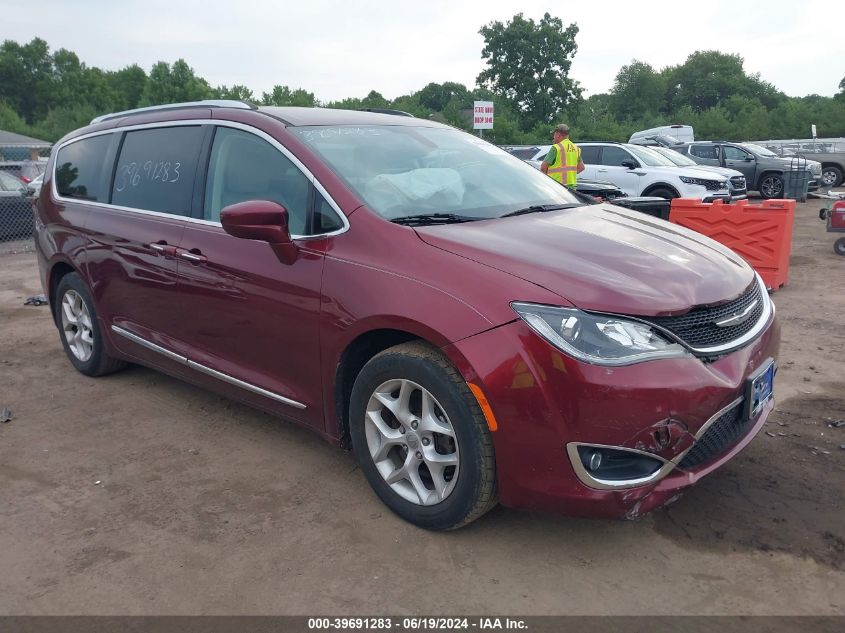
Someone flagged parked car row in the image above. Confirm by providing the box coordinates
[0,170,35,241]
[0,159,48,184]
[504,142,746,201]
[751,139,845,188]
[35,101,779,530]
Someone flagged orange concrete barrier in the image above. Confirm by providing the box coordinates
[669,198,795,291]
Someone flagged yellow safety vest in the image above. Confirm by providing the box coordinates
[548,139,580,187]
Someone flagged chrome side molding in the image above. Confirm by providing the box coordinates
[110,325,305,410]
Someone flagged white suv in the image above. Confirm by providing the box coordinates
[579,142,731,201]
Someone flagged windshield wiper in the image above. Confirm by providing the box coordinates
[391,213,483,226]
[500,203,583,218]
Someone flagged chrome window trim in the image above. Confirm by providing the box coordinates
[52,119,350,240]
[111,325,306,410]
[566,396,745,490]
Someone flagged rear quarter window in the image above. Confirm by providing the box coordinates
[55,135,113,201]
[112,126,205,215]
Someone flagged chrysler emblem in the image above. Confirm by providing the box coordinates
[714,300,758,327]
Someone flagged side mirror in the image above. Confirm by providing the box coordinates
[220,200,298,264]
[621,159,638,169]
[744,156,754,162]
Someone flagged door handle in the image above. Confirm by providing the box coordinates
[179,250,208,264]
[597,169,608,173]
[148,241,177,257]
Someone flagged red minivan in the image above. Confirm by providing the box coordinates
[35,101,779,529]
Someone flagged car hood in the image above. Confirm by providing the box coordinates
[415,204,754,316]
[687,165,744,179]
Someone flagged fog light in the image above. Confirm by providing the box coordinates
[588,450,602,471]
[576,445,664,483]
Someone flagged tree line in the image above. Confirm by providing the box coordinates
[2,14,844,147]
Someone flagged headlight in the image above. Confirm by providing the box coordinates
[511,303,689,366]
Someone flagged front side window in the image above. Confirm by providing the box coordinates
[55,134,112,201]
[579,146,601,164]
[600,146,633,167]
[723,146,750,161]
[112,126,204,215]
[290,125,580,220]
[204,127,311,235]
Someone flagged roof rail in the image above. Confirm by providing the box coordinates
[357,108,415,117]
[90,100,256,125]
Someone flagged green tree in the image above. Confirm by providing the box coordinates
[214,84,255,102]
[477,12,582,129]
[0,37,55,123]
[417,82,470,112]
[610,60,666,121]
[108,64,147,110]
[261,85,317,107]
[140,59,212,106]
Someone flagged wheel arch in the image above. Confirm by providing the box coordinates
[334,327,448,448]
[47,260,79,326]
[642,183,680,198]
[755,169,783,190]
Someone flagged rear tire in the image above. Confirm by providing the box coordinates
[55,273,126,377]
[835,238,845,257]
[349,341,497,530]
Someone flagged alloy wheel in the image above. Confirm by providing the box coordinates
[364,379,460,506]
[61,290,94,362]
[761,176,783,198]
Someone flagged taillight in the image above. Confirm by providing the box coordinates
[20,176,32,184]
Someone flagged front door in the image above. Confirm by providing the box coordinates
[721,144,757,184]
[175,125,338,430]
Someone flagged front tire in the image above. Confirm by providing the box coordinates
[835,237,845,257]
[349,341,497,530]
[647,187,678,201]
[759,174,784,199]
[55,273,126,377]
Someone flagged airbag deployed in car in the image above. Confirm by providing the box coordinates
[363,168,465,218]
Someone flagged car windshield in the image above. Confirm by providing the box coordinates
[625,145,679,167]
[651,147,697,166]
[741,143,779,158]
[290,125,581,220]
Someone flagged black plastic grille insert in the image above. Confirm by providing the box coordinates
[642,281,764,350]
[678,401,751,469]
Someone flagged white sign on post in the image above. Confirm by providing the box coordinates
[811,124,817,138]
[473,101,494,130]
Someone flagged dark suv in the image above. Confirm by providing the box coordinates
[34,101,779,529]
[675,141,822,199]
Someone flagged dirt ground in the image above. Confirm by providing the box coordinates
[1,198,843,616]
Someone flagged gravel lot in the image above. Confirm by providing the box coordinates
[1,198,843,615]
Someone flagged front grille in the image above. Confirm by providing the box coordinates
[703,180,724,191]
[642,281,764,350]
[730,176,747,193]
[678,401,751,469]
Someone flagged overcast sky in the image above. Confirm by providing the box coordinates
[3,0,842,102]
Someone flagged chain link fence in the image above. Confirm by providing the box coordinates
[0,192,37,254]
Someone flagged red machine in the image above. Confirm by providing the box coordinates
[820,197,845,256]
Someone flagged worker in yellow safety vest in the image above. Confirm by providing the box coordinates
[541,123,585,188]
